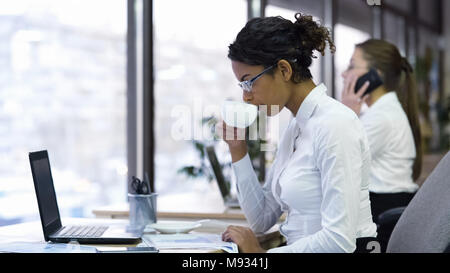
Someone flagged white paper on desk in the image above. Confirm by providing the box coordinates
[144,233,238,253]
[0,242,98,253]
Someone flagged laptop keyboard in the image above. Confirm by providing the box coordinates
[57,225,108,238]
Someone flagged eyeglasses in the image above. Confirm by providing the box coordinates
[238,59,297,92]
[238,64,275,92]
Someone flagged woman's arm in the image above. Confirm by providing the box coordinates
[215,120,283,233]
[232,153,283,233]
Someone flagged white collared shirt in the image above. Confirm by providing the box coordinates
[232,83,377,253]
[359,92,418,193]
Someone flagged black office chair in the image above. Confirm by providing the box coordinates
[379,151,450,253]
[376,206,406,252]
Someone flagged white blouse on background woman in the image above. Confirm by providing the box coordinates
[359,91,418,194]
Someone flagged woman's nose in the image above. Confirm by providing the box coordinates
[243,92,253,103]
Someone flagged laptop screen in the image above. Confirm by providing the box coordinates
[29,151,61,233]
[205,146,230,198]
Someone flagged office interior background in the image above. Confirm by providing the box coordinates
[0,0,449,226]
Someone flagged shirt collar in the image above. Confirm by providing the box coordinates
[294,83,327,130]
[368,91,398,110]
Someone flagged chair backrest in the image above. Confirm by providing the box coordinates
[387,152,450,253]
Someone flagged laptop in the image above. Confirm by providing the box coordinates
[29,150,141,244]
[205,146,240,209]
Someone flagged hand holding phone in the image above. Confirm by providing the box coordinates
[354,68,383,96]
[341,69,375,115]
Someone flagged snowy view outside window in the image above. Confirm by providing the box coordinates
[0,0,337,222]
[153,0,247,201]
[0,0,127,225]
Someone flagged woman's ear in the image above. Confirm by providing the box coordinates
[277,60,293,82]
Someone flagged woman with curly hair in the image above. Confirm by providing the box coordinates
[216,13,377,253]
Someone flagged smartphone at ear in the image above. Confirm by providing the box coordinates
[354,68,383,96]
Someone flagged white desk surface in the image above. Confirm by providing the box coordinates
[0,217,282,253]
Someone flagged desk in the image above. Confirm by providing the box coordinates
[92,201,286,222]
[93,203,249,220]
[0,217,284,253]
[92,202,286,251]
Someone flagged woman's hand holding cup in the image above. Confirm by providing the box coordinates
[215,120,248,163]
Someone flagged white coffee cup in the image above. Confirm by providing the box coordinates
[222,100,258,128]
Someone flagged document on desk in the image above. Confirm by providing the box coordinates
[144,233,238,253]
[0,242,98,253]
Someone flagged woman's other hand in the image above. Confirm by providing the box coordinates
[222,225,266,253]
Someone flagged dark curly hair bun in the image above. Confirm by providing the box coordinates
[228,12,335,83]
[293,13,336,56]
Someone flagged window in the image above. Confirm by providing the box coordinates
[407,25,417,65]
[417,26,442,151]
[383,11,406,56]
[337,0,373,35]
[153,0,247,206]
[418,0,439,29]
[267,0,323,19]
[384,0,411,13]
[0,0,127,226]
